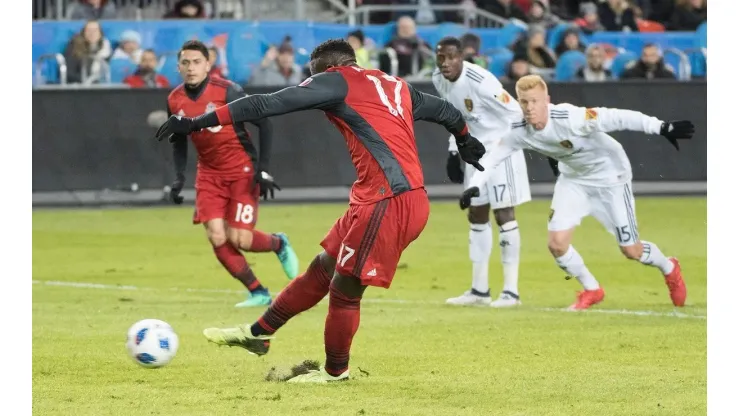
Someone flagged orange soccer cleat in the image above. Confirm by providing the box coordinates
[568,288,605,311]
[664,258,687,307]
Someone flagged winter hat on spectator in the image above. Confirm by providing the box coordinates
[119,30,142,45]
[579,2,598,16]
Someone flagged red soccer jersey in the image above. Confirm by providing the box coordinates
[167,77,256,178]
[323,66,424,205]
[212,65,468,204]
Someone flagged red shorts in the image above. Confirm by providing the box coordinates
[320,188,430,288]
[192,174,260,229]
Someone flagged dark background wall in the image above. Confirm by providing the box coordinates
[32,81,706,193]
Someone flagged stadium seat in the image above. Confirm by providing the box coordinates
[158,53,181,87]
[498,23,526,49]
[609,51,638,78]
[226,25,267,84]
[554,50,586,82]
[110,59,137,84]
[687,49,706,78]
[637,19,666,33]
[487,48,514,78]
[427,23,467,48]
[696,22,707,49]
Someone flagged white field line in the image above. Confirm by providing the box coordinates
[32,280,706,320]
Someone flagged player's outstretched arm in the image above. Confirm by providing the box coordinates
[408,83,485,171]
[200,72,347,128]
[154,73,348,142]
[565,104,695,150]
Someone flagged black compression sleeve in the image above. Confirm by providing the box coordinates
[408,83,467,137]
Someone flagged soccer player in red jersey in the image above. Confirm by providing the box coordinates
[164,40,299,308]
[155,39,486,382]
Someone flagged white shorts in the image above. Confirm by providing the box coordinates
[463,149,532,209]
[548,177,639,246]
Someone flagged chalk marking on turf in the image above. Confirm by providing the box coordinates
[32,280,706,320]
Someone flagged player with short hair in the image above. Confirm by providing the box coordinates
[433,36,537,308]
[155,39,486,383]
[165,40,299,308]
[459,75,692,310]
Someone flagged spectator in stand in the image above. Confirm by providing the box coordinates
[123,49,170,88]
[249,38,303,86]
[208,46,226,78]
[460,33,489,68]
[575,44,612,82]
[621,43,676,80]
[63,20,112,84]
[574,2,605,35]
[381,16,432,77]
[511,26,556,69]
[66,0,116,20]
[527,1,561,29]
[668,0,706,31]
[111,30,143,64]
[478,0,529,22]
[554,27,586,57]
[500,55,531,82]
[348,30,372,69]
[164,0,205,19]
[598,0,639,32]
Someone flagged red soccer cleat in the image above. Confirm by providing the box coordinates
[568,288,605,311]
[664,258,686,307]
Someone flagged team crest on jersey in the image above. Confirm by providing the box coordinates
[464,98,474,112]
[585,108,598,120]
[203,103,223,133]
[498,92,511,104]
[559,140,573,149]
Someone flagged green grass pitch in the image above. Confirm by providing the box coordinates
[32,198,706,416]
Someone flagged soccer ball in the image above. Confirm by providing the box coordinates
[125,319,179,368]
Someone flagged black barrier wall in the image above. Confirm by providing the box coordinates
[32,82,707,192]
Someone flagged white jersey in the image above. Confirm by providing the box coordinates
[432,61,523,151]
[471,103,664,188]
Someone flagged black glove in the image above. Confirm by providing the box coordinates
[257,171,281,200]
[169,175,185,205]
[155,115,196,143]
[547,157,560,177]
[454,133,486,172]
[459,186,480,210]
[446,151,464,184]
[659,120,694,150]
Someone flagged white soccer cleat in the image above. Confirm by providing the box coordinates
[445,290,492,306]
[490,291,522,308]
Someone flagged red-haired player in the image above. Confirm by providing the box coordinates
[156,39,486,382]
[164,40,299,308]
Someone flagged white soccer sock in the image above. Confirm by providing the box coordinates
[555,245,600,290]
[469,222,493,294]
[498,221,520,295]
[639,241,674,275]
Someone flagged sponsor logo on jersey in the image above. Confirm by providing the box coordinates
[464,98,474,112]
[559,140,573,149]
[498,92,511,104]
[585,108,598,120]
